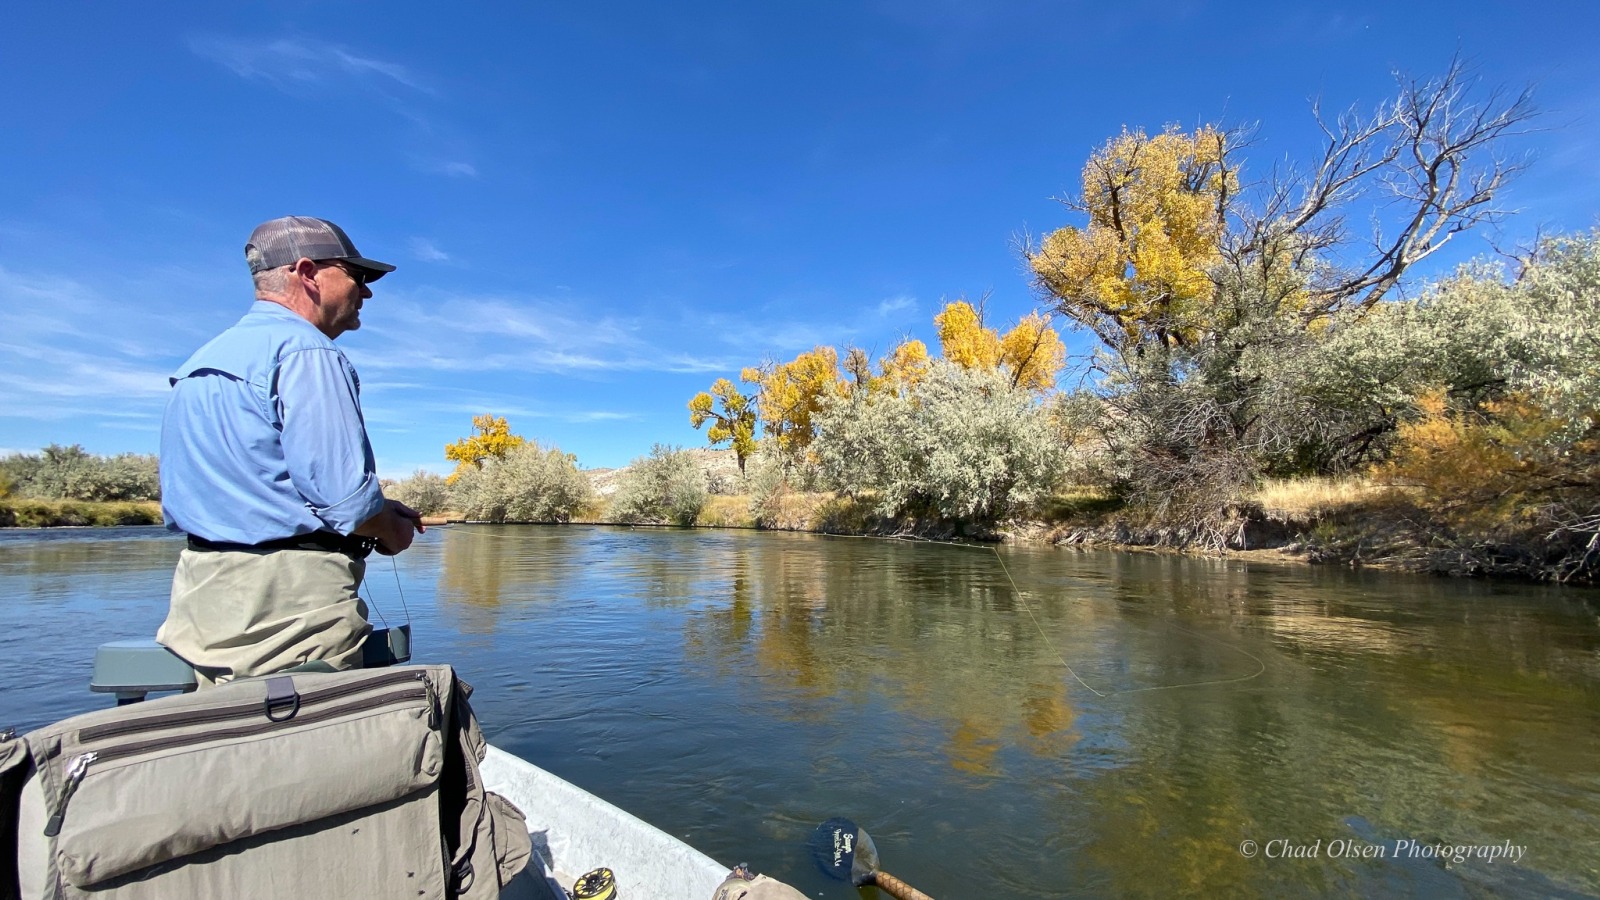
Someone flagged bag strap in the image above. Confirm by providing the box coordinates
[2,728,32,899]
[441,678,488,896]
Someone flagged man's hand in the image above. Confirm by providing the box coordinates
[355,499,425,556]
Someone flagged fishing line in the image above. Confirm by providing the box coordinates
[986,545,1265,697]
[986,546,1109,698]
[801,530,1265,696]
[445,524,1266,695]
[357,544,416,630]
[390,554,411,621]
[356,560,389,628]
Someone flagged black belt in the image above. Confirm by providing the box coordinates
[186,531,377,559]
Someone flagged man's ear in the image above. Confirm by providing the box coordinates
[289,258,320,297]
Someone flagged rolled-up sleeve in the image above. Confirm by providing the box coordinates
[277,348,386,535]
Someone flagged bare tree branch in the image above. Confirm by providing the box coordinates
[1300,58,1537,315]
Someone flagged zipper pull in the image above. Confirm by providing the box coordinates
[44,751,96,837]
[421,673,440,730]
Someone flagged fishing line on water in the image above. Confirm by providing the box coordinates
[390,554,411,621]
[802,530,1266,697]
[985,544,1265,697]
[986,547,1108,698]
[441,524,545,542]
[824,531,1266,694]
[440,523,1265,695]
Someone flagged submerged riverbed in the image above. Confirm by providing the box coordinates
[2,525,1597,897]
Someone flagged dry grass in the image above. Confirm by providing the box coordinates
[1036,486,1122,520]
[0,499,162,528]
[1249,476,1394,520]
[755,491,839,532]
[696,495,756,528]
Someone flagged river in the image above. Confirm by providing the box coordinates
[2,525,1597,898]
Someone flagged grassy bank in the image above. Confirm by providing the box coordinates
[571,475,1594,584]
[0,499,163,528]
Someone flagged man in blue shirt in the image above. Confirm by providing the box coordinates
[158,216,423,685]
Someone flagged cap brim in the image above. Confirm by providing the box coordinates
[347,256,397,283]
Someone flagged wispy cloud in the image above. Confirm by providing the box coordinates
[409,238,451,262]
[340,287,760,379]
[188,35,435,95]
[876,294,916,316]
[410,158,480,178]
[0,266,183,425]
[190,34,478,180]
[683,302,907,360]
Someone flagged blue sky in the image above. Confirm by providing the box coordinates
[3,1,1598,474]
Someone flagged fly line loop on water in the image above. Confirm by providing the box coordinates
[439,524,1266,697]
[821,530,1266,699]
[983,542,1265,699]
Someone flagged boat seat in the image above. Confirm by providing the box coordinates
[90,640,198,703]
[91,626,412,704]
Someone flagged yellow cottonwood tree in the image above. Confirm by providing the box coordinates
[878,338,930,391]
[742,346,846,458]
[688,378,758,473]
[933,301,1064,392]
[999,312,1067,392]
[444,414,526,483]
[1027,126,1233,353]
[935,300,1002,370]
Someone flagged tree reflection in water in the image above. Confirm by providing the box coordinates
[347,525,1600,897]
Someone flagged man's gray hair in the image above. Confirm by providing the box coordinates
[248,244,289,293]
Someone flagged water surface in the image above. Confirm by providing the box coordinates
[2,525,1597,897]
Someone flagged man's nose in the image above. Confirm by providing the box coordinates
[360,282,373,299]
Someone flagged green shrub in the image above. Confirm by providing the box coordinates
[387,470,453,516]
[809,494,879,533]
[608,444,707,526]
[0,445,160,502]
[742,451,793,528]
[812,360,1066,524]
[450,442,592,523]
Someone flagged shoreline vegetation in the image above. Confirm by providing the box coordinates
[2,460,1591,587]
[422,452,1594,586]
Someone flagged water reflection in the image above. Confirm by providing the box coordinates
[3,525,1598,897]
[0,526,179,604]
[663,535,1597,896]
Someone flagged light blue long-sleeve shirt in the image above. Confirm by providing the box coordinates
[160,301,385,544]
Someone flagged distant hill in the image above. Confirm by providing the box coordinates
[585,447,743,496]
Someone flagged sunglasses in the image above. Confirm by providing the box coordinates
[315,259,368,286]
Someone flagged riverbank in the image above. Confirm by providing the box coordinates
[7,478,1589,586]
[572,472,1596,585]
[0,499,161,528]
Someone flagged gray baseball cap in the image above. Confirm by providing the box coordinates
[244,216,397,282]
